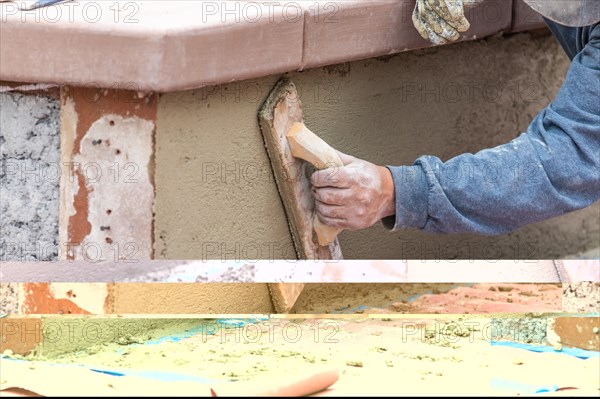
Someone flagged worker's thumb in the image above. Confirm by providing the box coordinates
[335,149,357,166]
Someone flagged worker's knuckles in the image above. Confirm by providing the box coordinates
[316,204,346,219]
[311,168,343,187]
[314,167,358,189]
[318,210,375,229]
[314,189,346,205]
[353,207,368,219]
[332,167,354,184]
[323,202,373,225]
[353,191,372,205]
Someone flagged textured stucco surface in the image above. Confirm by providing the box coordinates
[0,92,60,261]
[10,317,212,358]
[154,75,295,260]
[111,283,275,314]
[154,31,600,260]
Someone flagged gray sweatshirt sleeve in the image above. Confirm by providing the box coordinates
[383,25,600,235]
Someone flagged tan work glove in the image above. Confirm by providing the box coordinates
[413,0,472,45]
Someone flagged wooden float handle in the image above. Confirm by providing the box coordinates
[287,122,344,246]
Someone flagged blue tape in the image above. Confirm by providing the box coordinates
[144,323,211,345]
[93,368,217,383]
[2,357,220,384]
[145,318,268,345]
[491,341,600,359]
[216,318,267,328]
[90,368,125,377]
[491,378,559,394]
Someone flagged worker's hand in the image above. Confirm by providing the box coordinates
[311,151,396,231]
[413,0,472,45]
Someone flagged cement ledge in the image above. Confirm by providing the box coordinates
[0,0,545,92]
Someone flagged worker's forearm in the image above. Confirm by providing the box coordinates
[383,23,600,235]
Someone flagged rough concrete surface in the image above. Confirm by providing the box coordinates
[0,92,60,261]
[4,282,564,315]
[10,316,212,358]
[154,31,599,260]
[562,282,600,313]
[291,283,562,314]
[0,283,18,314]
[5,317,598,396]
[491,317,548,345]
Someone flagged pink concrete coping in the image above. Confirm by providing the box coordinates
[512,0,546,32]
[0,0,544,92]
[5,260,595,283]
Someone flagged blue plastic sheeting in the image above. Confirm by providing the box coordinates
[145,317,268,346]
[1,357,220,384]
[90,368,125,377]
[491,341,600,359]
[91,368,217,383]
[490,378,559,394]
[144,324,211,345]
[2,320,271,384]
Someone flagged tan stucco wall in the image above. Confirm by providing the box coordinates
[111,284,274,314]
[154,73,295,260]
[154,31,599,260]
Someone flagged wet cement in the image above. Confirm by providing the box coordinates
[7,317,598,395]
[291,283,562,314]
